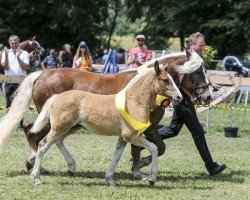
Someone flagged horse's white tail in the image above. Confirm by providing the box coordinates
[0,71,43,154]
[30,95,57,134]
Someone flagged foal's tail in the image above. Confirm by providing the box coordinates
[30,95,57,134]
[0,71,43,154]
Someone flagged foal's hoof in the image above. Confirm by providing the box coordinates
[105,178,116,187]
[34,180,43,186]
[133,172,148,180]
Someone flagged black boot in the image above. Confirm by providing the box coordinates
[205,162,227,176]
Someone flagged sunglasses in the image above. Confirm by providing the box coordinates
[137,39,145,42]
[80,45,86,49]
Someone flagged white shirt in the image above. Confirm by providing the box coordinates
[1,49,29,75]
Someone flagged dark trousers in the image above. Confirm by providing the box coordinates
[5,83,23,127]
[158,92,214,166]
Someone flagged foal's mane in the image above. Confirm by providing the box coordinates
[123,68,154,91]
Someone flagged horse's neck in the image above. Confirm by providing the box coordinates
[126,75,156,121]
[19,40,29,50]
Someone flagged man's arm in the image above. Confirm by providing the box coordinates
[16,49,29,71]
[1,50,9,70]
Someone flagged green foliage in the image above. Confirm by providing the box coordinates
[201,45,215,69]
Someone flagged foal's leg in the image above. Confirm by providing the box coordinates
[105,137,127,186]
[55,138,76,176]
[129,135,158,185]
[30,133,56,185]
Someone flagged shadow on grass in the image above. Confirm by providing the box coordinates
[5,169,246,188]
[157,169,247,184]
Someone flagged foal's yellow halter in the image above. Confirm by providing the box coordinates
[115,89,151,135]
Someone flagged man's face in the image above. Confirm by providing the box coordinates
[9,38,19,50]
[190,36,205,55]
[137,39,145,47]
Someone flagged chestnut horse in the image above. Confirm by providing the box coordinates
[29,62,182,186]
[0,50,212,178]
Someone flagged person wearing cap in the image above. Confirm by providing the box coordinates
[72,41,93,71]
[127,34,151,68]
[41,48,59,70]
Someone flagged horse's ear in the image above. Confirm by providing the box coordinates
[32,36,36,41]
[154,61,161,75]
[185,48,191,60]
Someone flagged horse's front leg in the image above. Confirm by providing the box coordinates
[105,137,127,186]
[139,127,166,168]
[131,127,165,179]
[129,135,158,185]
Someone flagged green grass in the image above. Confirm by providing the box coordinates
[0,92,250,200]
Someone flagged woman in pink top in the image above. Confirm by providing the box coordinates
[127,34,151,68]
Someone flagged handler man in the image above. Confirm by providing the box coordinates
[158,32,226,175]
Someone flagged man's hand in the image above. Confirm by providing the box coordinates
[15,48,21,57]
[211,82,221,91]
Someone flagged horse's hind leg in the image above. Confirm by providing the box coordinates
[23,122,50,173]
[55,138,76,176]
[105,137,127,186]
[30,133,56,185]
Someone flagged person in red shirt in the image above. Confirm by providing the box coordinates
[127,35,151,68]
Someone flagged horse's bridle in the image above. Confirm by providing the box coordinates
[182,66,210,98]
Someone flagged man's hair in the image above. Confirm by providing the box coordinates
[9,35,20,42]
[188,32,204,47]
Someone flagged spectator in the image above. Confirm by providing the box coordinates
[116,48,126,64]
[72,41,93,71]
[102,49,109,64]
[41,49,59,70]
[59,43,73,68]
[127,34,151,68]
[1,35,29,128]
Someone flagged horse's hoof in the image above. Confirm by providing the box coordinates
[40,167,50,175]
[68,170,75,176]
[26,162,33,172]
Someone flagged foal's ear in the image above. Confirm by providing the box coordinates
[185,48,191,60]
[154,61,161,75]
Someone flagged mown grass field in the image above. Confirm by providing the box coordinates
[0,91,249,200]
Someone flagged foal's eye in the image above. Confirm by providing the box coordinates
[163,79,169,84]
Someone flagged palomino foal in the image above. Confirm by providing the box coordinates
[30,62,182,186]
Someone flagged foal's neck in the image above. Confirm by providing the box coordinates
[126,74,156,121]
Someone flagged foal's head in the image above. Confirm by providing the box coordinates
[153,61,183,105]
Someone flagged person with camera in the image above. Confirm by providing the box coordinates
[127,34,151,68]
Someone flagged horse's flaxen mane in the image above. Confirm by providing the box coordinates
[174,50,203,74]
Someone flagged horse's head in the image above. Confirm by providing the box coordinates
[176,50,213,104]
[154,61,183,105]
[20,36,44,56]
